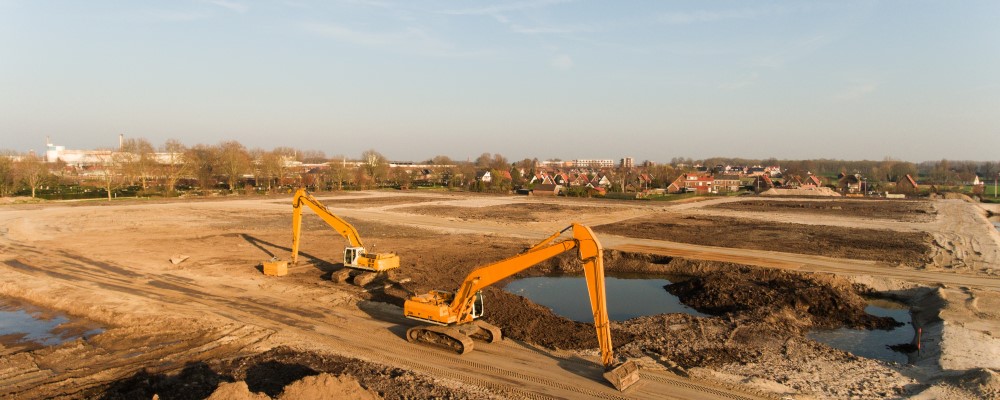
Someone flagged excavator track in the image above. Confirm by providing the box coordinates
[406,325,475,355]
[470,320,502,343]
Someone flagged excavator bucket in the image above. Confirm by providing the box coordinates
[603,360,640,391]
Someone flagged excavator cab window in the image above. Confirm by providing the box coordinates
[344,248,356,266]
[471,290,484,319]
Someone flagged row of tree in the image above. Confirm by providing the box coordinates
[2,138,998,200]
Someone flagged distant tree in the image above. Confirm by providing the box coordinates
[474,152,492,168]
[260,150,288,191]
[92,149,124,201]
[217,141,251,193]
[361,149,388,187]
[392,167,414,189]
[160,139,190,195]
[119,138,156,190]
[0,151,16,197]
[431,155,453,166]
[185,144,219,194]
[15,153,48,198]
[325,157,349,190]
[301,150,327,164]
[490,153,509,170]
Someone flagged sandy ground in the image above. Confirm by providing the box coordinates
[1,191,999,399]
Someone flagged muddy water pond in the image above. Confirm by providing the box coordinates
[807,298,913,364]
[504,275,706,322]
[0,298,104,351]
[990,215,1000,231]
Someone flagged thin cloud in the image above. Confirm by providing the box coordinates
[208,0,248,13]
[835,83,877,101]
[146,10,210,22]
[659,5,789,25]
[302,22,491,58]
[440,0,572,16]
[550,54,574,70]
[510,24,595,34]
[303,22,411,46]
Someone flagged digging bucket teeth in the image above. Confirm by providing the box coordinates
[603,360,640,391]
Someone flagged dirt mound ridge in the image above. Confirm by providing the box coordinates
[279,373,381,400]
[760,187,841,196]
[666,266,900,330]
[206,381,269,400]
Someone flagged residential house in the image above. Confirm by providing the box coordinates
[895,174,919,194]
[475,170,492,183]
[713,174,742,193]
[803,175,823,188]
[783,175,803,188]
[531,184,562,196]
[752,175,774,192]
[837,173,863,194]
[668,174,715,194]
[591,174,611,188]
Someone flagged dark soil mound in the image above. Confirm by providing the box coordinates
[97,347,473,400]
[666,266,901,330]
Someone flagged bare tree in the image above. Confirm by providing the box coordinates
[361,149,388,188]
[120,138,156,190]
[185,144,218,194]
[92,149,124,201]
[0,151,16,197]
[261,150,289,191]
[301,150,327,164]
[15,153,49,198]
[217,141,251,194]
[160,139,190,195]
[325,157,349,191]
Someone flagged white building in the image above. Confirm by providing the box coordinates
[573,159,615,168]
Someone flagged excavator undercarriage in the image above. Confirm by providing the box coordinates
[405,320,501,355]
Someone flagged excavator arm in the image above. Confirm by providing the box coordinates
[291,188,365,265]
[287,188,399,275]
[405,223,639,391]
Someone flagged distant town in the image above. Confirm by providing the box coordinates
[0,135,997,201]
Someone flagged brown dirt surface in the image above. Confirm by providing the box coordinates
[594,214,932,266]
[396,203,620,223]
[206,381,269,400]
[277,373,381,400]
[98,346,476,400]
[709,199,936,222]
[313,196,451,209]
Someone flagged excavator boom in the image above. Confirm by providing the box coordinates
[403,223,640,391]
[289,188,399,273]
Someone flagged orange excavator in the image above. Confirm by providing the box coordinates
[402,223,641,391]
[288,188,400,285]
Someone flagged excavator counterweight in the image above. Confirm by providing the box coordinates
[402,223,640,391]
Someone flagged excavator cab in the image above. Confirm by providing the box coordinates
[471,291,484,319]
[344,246,365,268]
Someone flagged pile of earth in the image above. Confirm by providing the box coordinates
[665,265,901,331]
[760,187,841,197]
[205,373,379,400]
[96,347,477,400]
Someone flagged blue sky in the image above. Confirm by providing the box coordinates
[1,0,998,162]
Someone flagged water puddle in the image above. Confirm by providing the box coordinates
[806,298,913,364]
[990,215,999,231]
[0,298,104,351]
[504,275,706,322]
